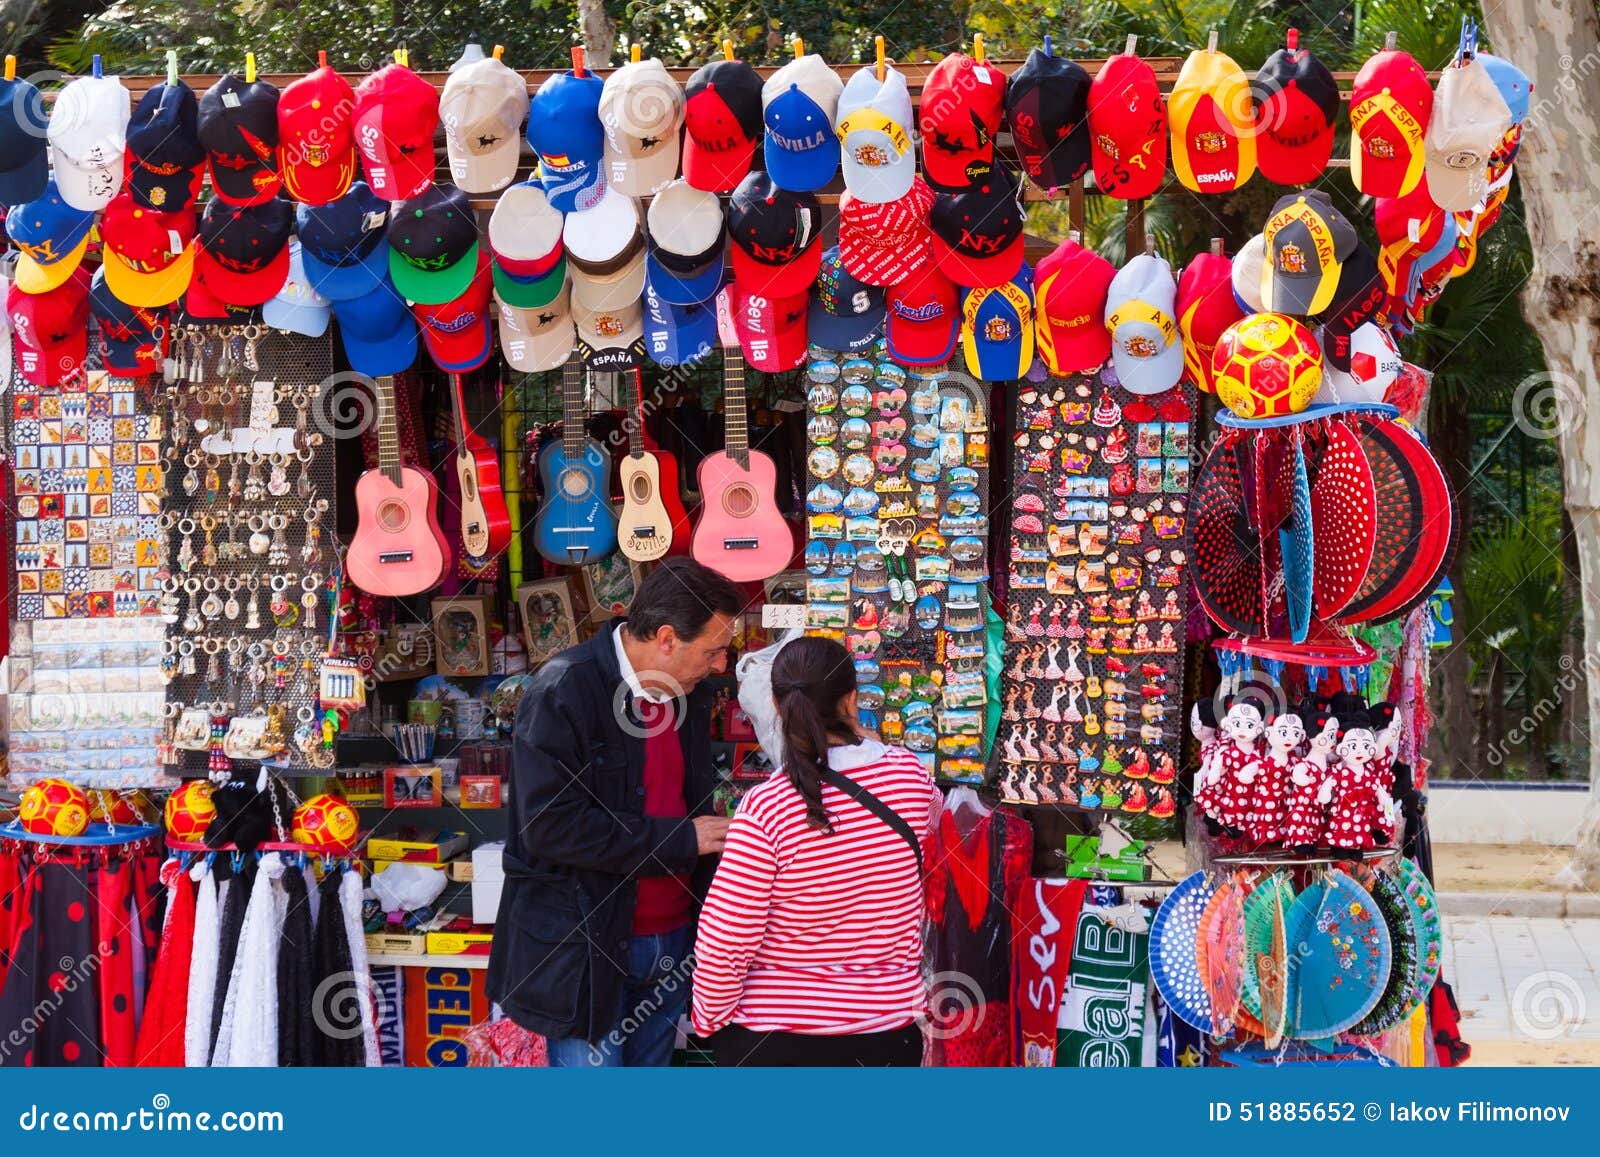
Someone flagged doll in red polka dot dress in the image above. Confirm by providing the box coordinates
[1198,701,1265,832]
[1282,707,1337,848]
[1323,710,1385,851]
[1246,711,1304,845]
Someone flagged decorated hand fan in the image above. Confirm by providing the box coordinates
[1149,871,1219,1034]
[1397,857,1443,999]
[1191,432,1267,636]
[1284,870,1392,1041]
[1347,418,1454,624]
[1308,419,1374,618]
[1250,432,1293,636]
[1281,432,1314,643]
[1195,873,1247,1037]
[1349,867,1423,1036]
[1240,873,1293,1049]
[1330,416,1425,624]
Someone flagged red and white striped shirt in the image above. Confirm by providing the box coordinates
[691,739,941,1037]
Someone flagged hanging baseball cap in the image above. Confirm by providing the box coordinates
[89,265,167,377]
[262,240,333,337]
[7,179,95,294]
[762,54,844,193]
[413,251,494,372]
[1175,249,1244,392]
[1262,190,1358,315]
[1375,178,1445,302]
[835,65,916,203]
[1230,233,1266,312]
[332,278,417,376]
[682,58,763,194]
[123,80,205,211]
[1169,45,1256,193]
[573,296,644,370]
[296,180,391,302]
[1105,253,1183,394]
[48,75,131,211]
[1315,240,1386,372]
[1254,31,1339,186]
[0,72,48,205]
[644,179,726,305]
[961,264,1034,381]
[808,246,884,354]
[727,171,822,299]
[837,176,933,287]
[1478,53,1531,174]
[1425,56,1512,212]
[497,275,574,373]
[197,73,281,206]
[564,186,644,310]
[929,165,1025,289]
[388,183,481,305]
[8,266,90,386]
[99,191,195,308]
[527,67,607,212]
[441,53,529,195]
[733,286,808,372]
[600,58,684,198]
[1006,49,1090,193]
[1033,237,1116,375]
[1350,47,1433,198]
[278,62,357,206]
[180,272,258,325]
[488,180,564,283]
[1087,52,1167,200]
[644,281,716,367]
[352,62,439,203]
[195,196,292,305]
[920,52,1007,193]
[885,261,959,367]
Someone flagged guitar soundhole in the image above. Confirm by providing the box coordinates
[629,474,652,502]
[561,469,590,499]
[377,499,410,532]
[722,483,757,519]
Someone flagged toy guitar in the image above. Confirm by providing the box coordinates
[690,287,791,582]
[534,356,617,565]
[451,371,511,561]
[346,374,451,597]
[617,368,690,562]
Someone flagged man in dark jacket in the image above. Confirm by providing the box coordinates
[488,558,743,1066]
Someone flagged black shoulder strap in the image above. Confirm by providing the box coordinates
[821,768,923,873]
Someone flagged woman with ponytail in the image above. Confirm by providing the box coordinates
[691,637,941,1066]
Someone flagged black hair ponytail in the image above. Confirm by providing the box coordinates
[771,636,860,834]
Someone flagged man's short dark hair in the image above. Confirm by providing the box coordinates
[625,557,747,642]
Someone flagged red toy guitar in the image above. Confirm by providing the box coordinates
[450,371,512,561]
[346,375,451,597]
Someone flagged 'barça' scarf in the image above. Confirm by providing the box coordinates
[1010,878,1086,1066]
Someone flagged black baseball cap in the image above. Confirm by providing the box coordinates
[387,183,482,306]
[126,81,206,210]
[1005,49,1091,192]
[1315,240,1385,371]
[929,164,1026,288]
[195,195,293,304]
[0,74,48,205]
[89,265,168,377]
[198,74,282,206]
[726,170,821,298]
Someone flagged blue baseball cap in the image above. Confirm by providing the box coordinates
[296,181,391,302]
[331,277,417,376]
[0,75,48,206]
[808,246,883,353]
[762,55,843,193]
[263,241,333,338]
[1477,54,1531,124]
[644,280,716,367]
[527,70,606,213]
[9,178,96,293]
[645,249,725,307]
[960,263,1036,382]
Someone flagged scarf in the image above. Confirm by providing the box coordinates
[93,857,137,1066]
[136,858,196,1067]
[184,863,220,1066]
[1011,878,1086,1066]
[340,867,382,1066]
[0,861,101,1067]
[277,863,316,1066]
[310,867,362,1066]
[214,853,286,1067]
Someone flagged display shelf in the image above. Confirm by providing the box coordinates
[367,952,489,970]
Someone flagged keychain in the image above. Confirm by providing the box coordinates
[176,517,197,572]
[200,575,224,619]
[267,512,290,568]
[270,575,300,628]
[300,500,328,566]
[159,576,182,624]
[199,514,218,567]
[300,572,321,631]
[266,452,291,498]
[159,638,179,683]
[244,575,263,630]
[247,514,270,555]
[203,452,222,502]
[223,575,242,620]
[179,638,197,676]
[248,640,270,688]
[242,450,265,502]
[295,447,315,500]
[181,449,201,496]
[272,638,293,690]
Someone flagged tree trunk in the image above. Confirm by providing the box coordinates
[1482,0,1600,886]
[578,0,615,62]
[1560,506,1587,775]
[1424,382,1477,779]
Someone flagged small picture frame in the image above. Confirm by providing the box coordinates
[517,578,580,668]
[581,553,641,629]
[385,766,442,808]
[458,774,503,809]
[432,595,491,677]
[732,742,775,781]
[723,701,756,742]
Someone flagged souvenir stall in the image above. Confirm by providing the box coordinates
[0,16,1520,1067]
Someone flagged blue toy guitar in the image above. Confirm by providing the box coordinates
[534,356,617,565]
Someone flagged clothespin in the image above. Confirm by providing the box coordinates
[630,44,641,63]
[1144,231,1156,256]
[317,50,328,69]
[3,56,14,81]
[1210,236,1224,256]
[571,46,586,77]
[722,39,734,61]
[1068,228,1082,244]
[1043,34,1053,57]
[166,49,178,84]
[1384,31,1398,51]
[973,33,986,63]
[1286,27,1298,51]
[1206,29,1219,53]
[793,37,804,61]
[493,44,505,60]
[394,47,409,67]
[875,35,886,80]
[244,52,256,82]
[1124,34,1138,56]
[92,54,104,78]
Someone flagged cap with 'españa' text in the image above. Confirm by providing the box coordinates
[1034,238,1115,375]
[1087,53,1167,199]
[1169,46,1256,193]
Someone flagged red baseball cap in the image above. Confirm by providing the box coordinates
[352,64,439,202]
[414,251,494,373]
[1033,238,1115,374]
[279,64,358,206]
[1087,54,1168,199]
[838,176,933,287]
[919,53,1008,192]
[9,266,90,386]
[1375,177,1445,300]
[733,285,807,371]
[100,191,196,308]
[1168,48,1256,194]
[1175,250,1245,392]
[885,261,959,367]
[682,60,763,194]
[1350,48,1433,198]
[1254,36,1339,186]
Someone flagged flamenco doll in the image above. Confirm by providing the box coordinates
[1246,711,1305,845]
[1323,703,1400,851]
[1194,700,1265,834]
[1282,707,1338,849]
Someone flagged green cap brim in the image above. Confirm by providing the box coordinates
[389,241,481,306]
[493,253,568,309]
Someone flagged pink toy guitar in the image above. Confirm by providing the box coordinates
[346,375,451,597]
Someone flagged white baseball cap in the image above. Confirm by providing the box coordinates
[488,180,564,272]
[762,54,844,192]
[599,58,684,198]
[1230,233,1267,313]
[1425,58,1512,212]
[48,75,131,211]
[563,186,642,268]
[1104,253,1183,395]
[497,276,573,373]
[441,55,530,195]
[572,295,644,370]
[835,66,915,204]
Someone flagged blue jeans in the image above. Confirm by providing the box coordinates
[545,924,693,1068]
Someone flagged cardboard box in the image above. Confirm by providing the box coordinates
[471,840,505,925]
[425,914,494,955]
[366,931,427,956]
[366,828,470,863]
[402,964,490,1067]
[445,858,473,883]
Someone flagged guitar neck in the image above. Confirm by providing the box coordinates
[724,346,749,468]
[450,373,469,446]
[625,369,645,459]
[375,376,401,487]
[561,358,585,459]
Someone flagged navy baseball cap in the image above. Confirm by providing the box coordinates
[125,81,206,210]
[331,277,417,377]
[89,265,168,377]
[809,246,884,353]
[0,74,49,205]
[297,180,391,302]
[644,280,716,367]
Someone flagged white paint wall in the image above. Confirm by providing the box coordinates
[1427,784,1586,845]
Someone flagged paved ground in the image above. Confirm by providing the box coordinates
[1444,914,1600,1063]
